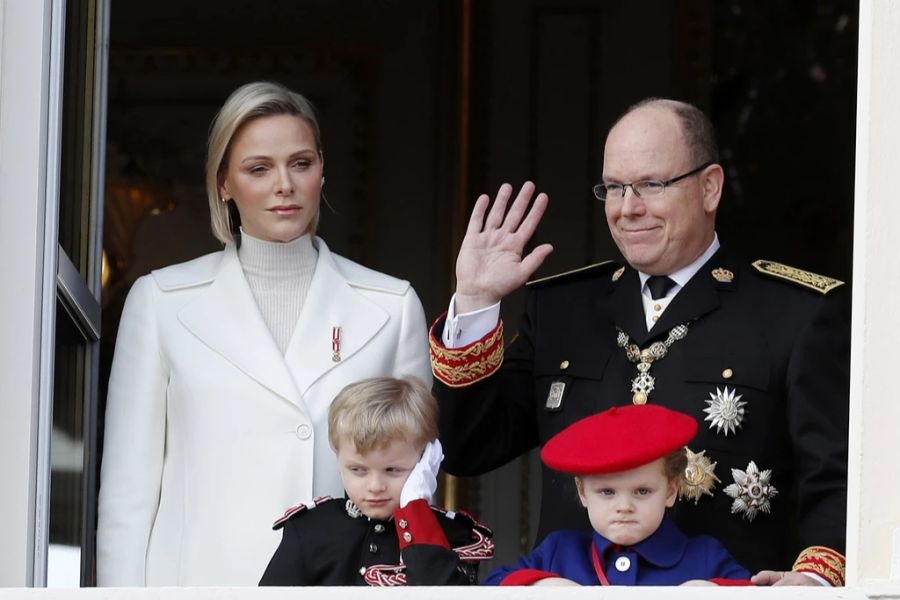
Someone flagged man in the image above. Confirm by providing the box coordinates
[429,99,849,586]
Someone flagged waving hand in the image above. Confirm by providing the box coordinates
[454,182,553,313]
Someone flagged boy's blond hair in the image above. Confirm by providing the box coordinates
[328,377,438,454]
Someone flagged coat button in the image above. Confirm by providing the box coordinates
[403,532,412,543]
[369,543,378,553]
[559,360,570,370]
[374,524,385,533]
[295,424,312,440]
[722,368,734,379]
[398,519,408,529]
[614,556,631,572]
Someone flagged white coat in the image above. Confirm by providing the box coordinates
[96,237,430,586]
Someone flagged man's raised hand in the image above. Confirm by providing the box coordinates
[454,182,553,313]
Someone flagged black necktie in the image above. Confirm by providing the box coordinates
[646,275,676,300]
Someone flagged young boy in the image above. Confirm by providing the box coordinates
[485,404,750,586]
[259,376,493,586]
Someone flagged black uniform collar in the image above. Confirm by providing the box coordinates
[344,496,394,523]
[609,246,739,346]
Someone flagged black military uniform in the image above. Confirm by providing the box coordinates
[259,496,493,586]
[430,248,849,578]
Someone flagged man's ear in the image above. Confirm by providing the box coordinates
[701,163,724,214]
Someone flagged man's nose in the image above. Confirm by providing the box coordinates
[620,186,646,216]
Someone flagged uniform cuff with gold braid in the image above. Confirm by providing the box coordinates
[429,312,504,388]
[792,546,846,586]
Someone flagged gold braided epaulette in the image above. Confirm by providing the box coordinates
[792,545,846,586]
[752,260,844,294]
[429,315,504,388]
[526,260,619,288]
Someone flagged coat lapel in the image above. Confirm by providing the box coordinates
[606,267,650,345]
[283,239,388,396]
[608,249,734,346]
[647,250,731,339]
[177,245,303,407]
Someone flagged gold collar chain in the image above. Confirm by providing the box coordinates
[616,323,689,404]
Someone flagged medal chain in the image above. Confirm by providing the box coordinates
[616,323,689,404]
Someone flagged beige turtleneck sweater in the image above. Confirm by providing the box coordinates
[237,230,317,354]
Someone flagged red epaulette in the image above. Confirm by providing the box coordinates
[271,495,332,530]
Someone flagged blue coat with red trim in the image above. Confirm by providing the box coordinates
[484,516,749,586]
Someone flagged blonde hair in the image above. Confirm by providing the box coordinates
[206,81,324,244]
[328,377,438,454]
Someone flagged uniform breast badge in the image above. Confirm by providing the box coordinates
[724,460,778,522]
[616,323,689,405]
[545,381,567,411]
[703,386,747,436]
[679,447,720,504]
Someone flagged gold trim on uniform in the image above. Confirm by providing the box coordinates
[711,267,734,282]
[430,317,505,388]
[752,259,844,294]
[679,447,720,504]
[792,546,846,586]
[612,266,625,282]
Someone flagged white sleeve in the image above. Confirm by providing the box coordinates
[96,276,168,586]
[392,284,433,388]
[441,294,501,347]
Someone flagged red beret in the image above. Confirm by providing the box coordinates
[540,404,698,474]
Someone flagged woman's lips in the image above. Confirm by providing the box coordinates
[268,205,301,215]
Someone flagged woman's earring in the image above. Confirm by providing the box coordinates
[221,195,228,203]
[321,176,325,187]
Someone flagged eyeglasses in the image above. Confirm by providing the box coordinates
[593,161,713,201]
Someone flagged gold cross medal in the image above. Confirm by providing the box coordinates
[617,323,690,405]
[631,363,654,405]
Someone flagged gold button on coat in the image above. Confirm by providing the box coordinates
[722,368,734,379]
[559,360,570,370]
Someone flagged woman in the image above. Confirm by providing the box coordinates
[96,81,431,586]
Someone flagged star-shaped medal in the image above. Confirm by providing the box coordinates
[703,386,747,436]
[679,447,720,504]
[724,460,778,522]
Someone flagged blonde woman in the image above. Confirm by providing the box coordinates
[97,81,430,586]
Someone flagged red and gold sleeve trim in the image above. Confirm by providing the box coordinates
[429,312,504,388]
[792,546,846,586]
[394,499,450,550]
